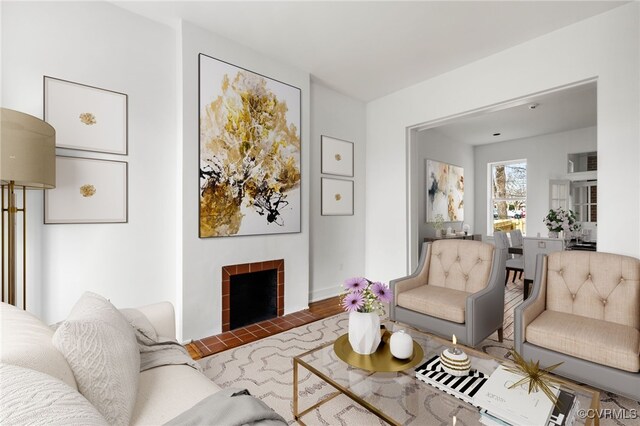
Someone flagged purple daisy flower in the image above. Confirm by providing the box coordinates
[343,277,368,292]
[371,282,393,303]
[342,292,364,312]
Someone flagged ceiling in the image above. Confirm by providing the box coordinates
[427,81,597,145]
[113,1,625,102]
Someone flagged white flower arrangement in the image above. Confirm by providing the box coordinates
[543,207,581,236]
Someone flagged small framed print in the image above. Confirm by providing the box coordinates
[44,76,128,155]
[321,178,354,216]
[45,156,128,224]
[321,135,354,177]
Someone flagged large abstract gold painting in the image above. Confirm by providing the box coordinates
[199,54,301,237]
[426,159,464,222]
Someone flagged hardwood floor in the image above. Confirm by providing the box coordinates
[185,296,343,360]
[186,274,525,360]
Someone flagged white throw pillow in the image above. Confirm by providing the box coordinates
[0,363,108,426]
[0,302,77,390]
[52,292,140,426]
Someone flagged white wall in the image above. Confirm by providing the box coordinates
[2,2,178,322]
[179,22,311,341]
[309,82,366,301]
[474,126,597,240]
[366,3,640,282]
[413,128,475,243]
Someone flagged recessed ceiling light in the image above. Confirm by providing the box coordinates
[493,132,501,136]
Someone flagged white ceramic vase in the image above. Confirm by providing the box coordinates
[548,231,559,238]
[348,311,381,355]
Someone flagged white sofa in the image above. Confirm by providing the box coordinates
[0,299,221,425]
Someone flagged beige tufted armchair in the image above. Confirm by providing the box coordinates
[389,238,507,347]
[515,251,640,401]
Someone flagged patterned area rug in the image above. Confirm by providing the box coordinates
[200,285,639,425]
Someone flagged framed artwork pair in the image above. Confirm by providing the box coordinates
[320,136,354,216]
[43,76,128,224]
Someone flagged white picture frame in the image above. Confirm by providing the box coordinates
[44,156,128,224]
[44,76,128,155]
[321,136,354,177]
[321,178,354,216]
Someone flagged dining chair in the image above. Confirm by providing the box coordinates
[506,230,524,284]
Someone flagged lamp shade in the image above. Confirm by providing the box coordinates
[1,108,56,189]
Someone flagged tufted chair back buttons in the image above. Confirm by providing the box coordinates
[427,240,495,293]
[546,251,640,329]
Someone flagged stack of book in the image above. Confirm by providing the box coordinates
[472,366,579,426]
[414,355,488,406]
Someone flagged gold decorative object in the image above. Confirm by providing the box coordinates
[79,112,96,125]
[333,330,424,372]
[335,193,342,201]
[79,184,96,197]
[335,153,342,161]
[504,349,564,407]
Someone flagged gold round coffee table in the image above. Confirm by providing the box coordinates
[333,331,424,372]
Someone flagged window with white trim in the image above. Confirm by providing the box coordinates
[489,160,526,236]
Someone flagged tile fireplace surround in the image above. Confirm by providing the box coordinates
[221,259,284,332]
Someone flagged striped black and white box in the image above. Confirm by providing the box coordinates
[415,355,488,406]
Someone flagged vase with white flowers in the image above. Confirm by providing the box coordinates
[543,207,580,239]
[341,277,393,355]
[433,213,445,237]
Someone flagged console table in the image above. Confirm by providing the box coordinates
[424,234,481,242]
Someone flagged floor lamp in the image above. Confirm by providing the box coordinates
[1,108,56,309]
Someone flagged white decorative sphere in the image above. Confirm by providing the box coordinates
[389,330,414,359]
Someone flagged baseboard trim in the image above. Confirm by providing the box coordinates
[309,286,341,303]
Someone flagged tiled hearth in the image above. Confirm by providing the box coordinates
[186,297,342,360]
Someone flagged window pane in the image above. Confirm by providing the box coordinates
[575,205,587,222]
[573,186,587,204]
[492,201,526,234]
[492,162,526,199]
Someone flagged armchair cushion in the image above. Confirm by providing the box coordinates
[526,310,640,373]
[397,285,470,324]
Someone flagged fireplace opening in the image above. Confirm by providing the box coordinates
[222,259,284,332]
[230,269,277,330]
